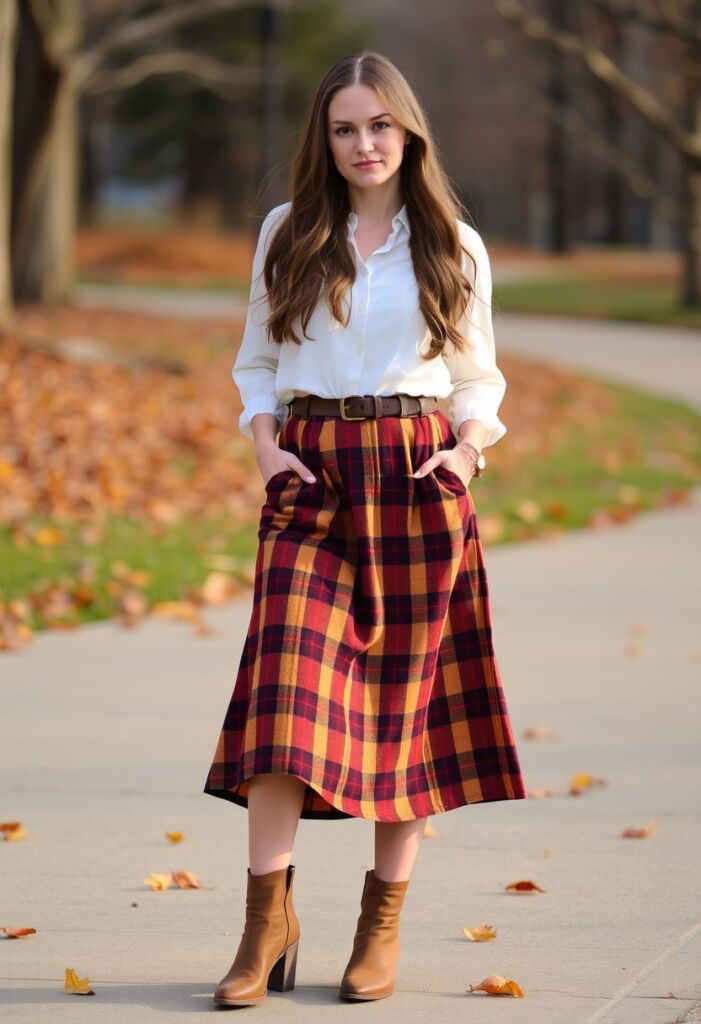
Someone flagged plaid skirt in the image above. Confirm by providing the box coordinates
[203,405,527,821]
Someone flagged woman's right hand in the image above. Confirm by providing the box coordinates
[255,439,317,486]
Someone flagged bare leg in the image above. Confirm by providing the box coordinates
[247,773,307,875]
[374,818,427,881]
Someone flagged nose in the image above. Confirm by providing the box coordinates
[355,128,375,155]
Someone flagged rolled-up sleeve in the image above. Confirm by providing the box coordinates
[232,205,289,439]
[441,224,507,448]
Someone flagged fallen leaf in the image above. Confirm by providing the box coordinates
[1,926,36,938]
[200,571,238,606]
[463,924,497,942]
[165,831,184,843]
[468,973,524,997]
[117,590,149,627]
[569,771,608,794]
[1,822,26,841]
[152,601,202,623]
[0,603,34,651]
[143,873,172,891]
[622,817,656,838]
[522,725,557,740]
[505,880,545,893]
[515,499,542,523]
[64,967,95,995]
[110,562,151,588]
[33,526,64,547]
[170,870,202,889]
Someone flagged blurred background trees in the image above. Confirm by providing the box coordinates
[1,0,699,331]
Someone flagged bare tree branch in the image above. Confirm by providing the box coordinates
[80,0,154,52]
[84,50,261,99]
[493,74,682,226]
[74,0,254,89]
[588,0,701,45]
[495,0,701,163]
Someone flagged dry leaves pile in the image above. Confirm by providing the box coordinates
[0,332,265,526]
[0,563,256,650]
[75,226,253,287]
[1,321,274,643]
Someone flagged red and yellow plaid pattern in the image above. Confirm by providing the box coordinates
[204,407,527,820]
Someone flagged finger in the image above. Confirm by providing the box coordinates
[294,460,316,483]
[412,458,438,478]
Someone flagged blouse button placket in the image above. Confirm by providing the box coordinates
[348,221,401,389]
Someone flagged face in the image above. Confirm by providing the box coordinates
[327,83,409,190]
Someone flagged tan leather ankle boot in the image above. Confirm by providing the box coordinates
[212,863,300,1007]
[339,868,410,1001]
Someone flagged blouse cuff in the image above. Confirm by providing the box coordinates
[239,396,288,440]
[449,400,507,449]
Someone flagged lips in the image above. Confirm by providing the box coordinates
[354,161,381,167]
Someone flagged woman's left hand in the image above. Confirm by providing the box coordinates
[412,449,474,490]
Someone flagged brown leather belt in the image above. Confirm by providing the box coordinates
[287,393,439,421]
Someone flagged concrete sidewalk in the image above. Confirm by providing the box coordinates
[496,310,701,411]
[2,313,700,1023]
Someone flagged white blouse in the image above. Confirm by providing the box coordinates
[232,200,508,447]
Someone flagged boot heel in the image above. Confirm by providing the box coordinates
[267,939,299,992]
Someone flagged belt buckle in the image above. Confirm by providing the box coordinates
[339,395,367,421]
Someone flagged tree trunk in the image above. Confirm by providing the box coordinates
[681,2,701,306]
[599,12,626,245]
[0,0,17,332]
[545,0,572,253]
[12,0,78,303]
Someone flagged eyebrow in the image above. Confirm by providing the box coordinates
[329,112,393,125]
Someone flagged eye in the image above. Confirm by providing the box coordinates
[333,121,391,135]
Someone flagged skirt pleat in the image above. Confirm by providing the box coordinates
[203,407,527,820]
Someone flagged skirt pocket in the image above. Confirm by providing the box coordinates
[265,467,299,491]
[431,460,470,497]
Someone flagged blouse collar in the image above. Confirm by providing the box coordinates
[346,202,411,238]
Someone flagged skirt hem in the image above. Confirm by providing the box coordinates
[203,768,528,822]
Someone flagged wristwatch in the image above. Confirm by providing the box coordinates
[455,440,486,478]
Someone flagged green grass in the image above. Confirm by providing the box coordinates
[494,277,701,330]
[479,379,700,541]
[1,376,699,628]
[0,513,260,628]
[75,273,248,295]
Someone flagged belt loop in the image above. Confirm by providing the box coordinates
[397,393,410,417]
[372,395,382,419]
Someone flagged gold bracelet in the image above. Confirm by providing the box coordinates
[455,440,480,470]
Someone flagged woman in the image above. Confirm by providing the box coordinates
[203,49,527,1007]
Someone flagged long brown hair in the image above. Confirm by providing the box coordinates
[260,49,480,359]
